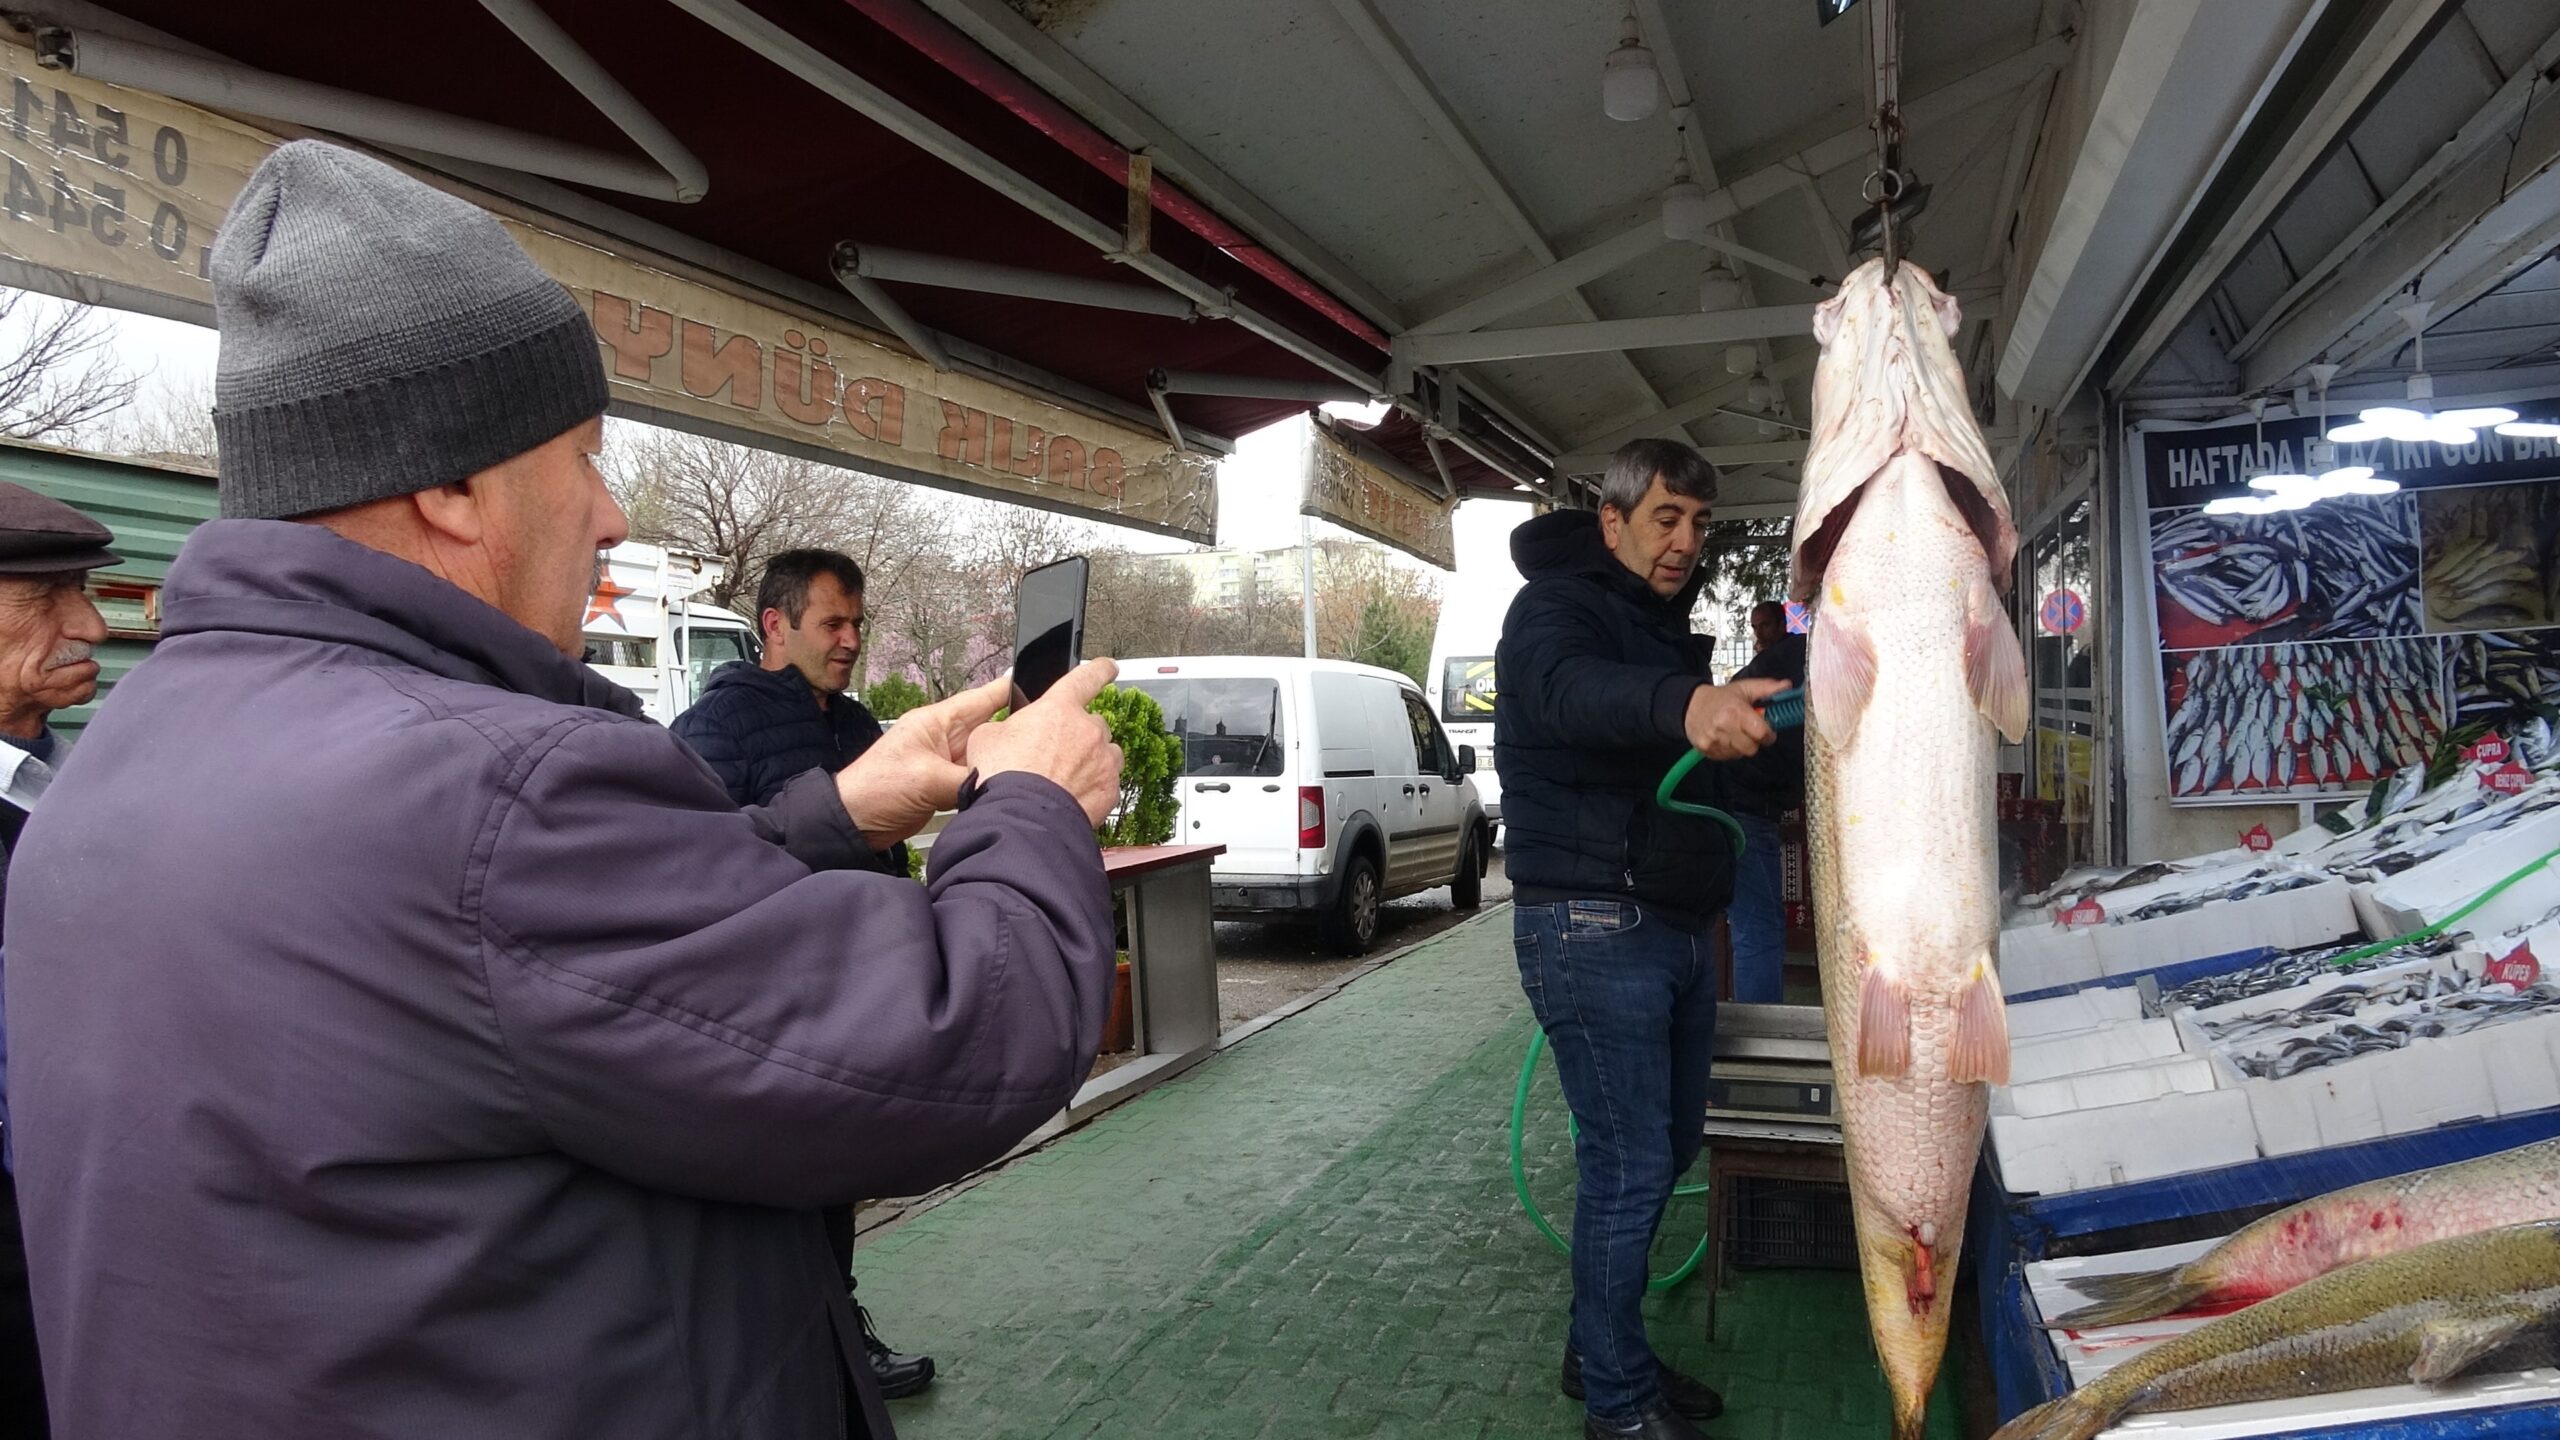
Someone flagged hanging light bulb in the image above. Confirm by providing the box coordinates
[1746,373,1778,410]
[1724,345,1756,376]
[1601,10,1660,122]
[2233,384,2401,513]
[1698,261,1743,312]
[1660,156,1710,241]
[2328,303,2516,444]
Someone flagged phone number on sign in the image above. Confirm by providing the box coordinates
[0,70,214,280]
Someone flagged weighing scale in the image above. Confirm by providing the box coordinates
[1704,1002,1840,1131]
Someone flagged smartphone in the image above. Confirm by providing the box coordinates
[1011,555,1088,711]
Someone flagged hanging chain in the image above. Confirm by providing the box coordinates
[1861,0,1906,269]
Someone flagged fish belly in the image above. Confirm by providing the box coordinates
[1808,452,2002,1419]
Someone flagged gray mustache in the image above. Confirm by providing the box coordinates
[46,640,93,671]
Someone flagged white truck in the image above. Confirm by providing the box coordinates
[581,540,760,725]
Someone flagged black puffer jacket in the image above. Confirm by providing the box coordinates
[1495,510,1732,927]
[1721,633,1807,822]
[672,661,906,875]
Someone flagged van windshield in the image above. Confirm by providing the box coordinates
[1440,655,1497,724]
[1125,678,1286,778]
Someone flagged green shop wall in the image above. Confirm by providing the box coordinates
[0,441,218,739]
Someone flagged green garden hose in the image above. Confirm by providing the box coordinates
[1508,1027,1712,1293]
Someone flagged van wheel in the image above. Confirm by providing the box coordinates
[1451,828,1483,911]
[1322,853,1381,955]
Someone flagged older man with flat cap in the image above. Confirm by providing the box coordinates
[0,479,116,1439]
[5,140,1124,1440]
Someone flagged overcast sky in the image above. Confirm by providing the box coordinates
[72,299,1531,609]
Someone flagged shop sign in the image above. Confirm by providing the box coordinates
[2239,823,2273,853]
[2467,733,2512,766]
[2488,942,2541,991]
[2139,406,2560,509]
[0,34,1218,543]
[2056,898,2105,928]
[2038,588,2085,635]
[1301,420,1455,570]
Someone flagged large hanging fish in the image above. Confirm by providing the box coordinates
[1791,257,2027,1440]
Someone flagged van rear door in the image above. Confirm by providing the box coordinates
[1124,674,1297,875]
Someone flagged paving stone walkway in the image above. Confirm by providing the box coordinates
[854,907,1964,1440]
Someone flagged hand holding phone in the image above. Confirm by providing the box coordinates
[1011,556,1089,712]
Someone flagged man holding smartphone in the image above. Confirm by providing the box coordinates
[674,547,933,1399]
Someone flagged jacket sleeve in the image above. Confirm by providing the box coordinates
[1501,581,1702,750]
[668,693,759,808]
[472,717,1116,1208]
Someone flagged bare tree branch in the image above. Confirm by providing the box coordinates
[0,292,140,443]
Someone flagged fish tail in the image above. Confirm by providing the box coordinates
[1989,1396,2111,1440]
[2043,1264,2207,1329]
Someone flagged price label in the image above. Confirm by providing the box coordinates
[2058,898,2106,928]
[2488,943,2540,991]
[2486,760,2533,796]
[2469,733,2512,766]
[2240,823,2274,853]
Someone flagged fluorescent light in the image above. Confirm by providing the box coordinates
[2204,495,2277,516]
[2497,420,2560,438]
[2246,471,2314,492]
[2326,405,2517,445]
[1318,398,1392,428]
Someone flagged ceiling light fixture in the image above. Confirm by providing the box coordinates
[1601,9,1660,122]
[2220,381,2401,514]
[1698,261,1743,312]
[1661,156,1709,241]
[2326,302,2515,444]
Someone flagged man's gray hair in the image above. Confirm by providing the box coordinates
[1598,438,1718,516]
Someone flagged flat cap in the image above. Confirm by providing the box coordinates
[0,479,119,574]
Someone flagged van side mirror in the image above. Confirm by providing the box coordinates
[1457,744,1478,776]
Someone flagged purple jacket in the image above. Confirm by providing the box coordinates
[1,520,1114,1440]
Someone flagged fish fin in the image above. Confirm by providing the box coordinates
[2042,1265,2206,1329]
[1966,576,2030,744]
[1986,1396,2111,1440]
[1948,965,2011,1085]
[1858,965,1911,1078]
[2410,1312,2534,1385]
[1810,602,1878,739]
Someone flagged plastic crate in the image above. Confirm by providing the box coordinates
[1720,1174,1859,1270]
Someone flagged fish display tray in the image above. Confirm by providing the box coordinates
[1717,1175,1858,1271]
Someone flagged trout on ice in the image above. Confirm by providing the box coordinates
[1792,257,2027,1440]
[2048,1135,2560,1330]
[1995,1220,2560,1440]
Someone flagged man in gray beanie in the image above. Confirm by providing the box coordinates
[4,139,1125,1440]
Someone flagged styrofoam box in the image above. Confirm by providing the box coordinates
[2009,1017,2185,1085]
[2362,806,2560,940]
[1996,922,2102,995]
[2091,878,2360,978]
[1990,1087,2258,1196]
[2368,1039,2496,1136]
[1993,1053,2221,1120]
[2237,1062,2383,1157]
[2004,985,2146,1042]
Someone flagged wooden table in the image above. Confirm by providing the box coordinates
[1102,844,1226,1060]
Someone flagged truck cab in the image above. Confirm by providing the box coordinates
[582,541,760,725]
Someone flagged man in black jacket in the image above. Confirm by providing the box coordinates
[1723,601,1808,1004]
[1497,439,1784,1440]
[671,548,930,1399]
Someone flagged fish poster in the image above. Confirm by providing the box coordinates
[2161,639,2447,799]
[2137,401,2560,804]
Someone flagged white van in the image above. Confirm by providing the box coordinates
[582,540,761,725]
[1120,656,1493,955]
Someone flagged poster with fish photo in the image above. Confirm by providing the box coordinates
[2454,630,2560,725]
[2418,481,2560,633]
[2151,496,2422,649]
[2161,638,2449,800]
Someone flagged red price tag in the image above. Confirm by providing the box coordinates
[2240,823,2274,853]
[2469,733,2512,766]
[2059,899,2106,928]
[2488,943,2540,991]
[2486,760,2533,796]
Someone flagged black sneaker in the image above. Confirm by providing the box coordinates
[1582,1400,1708,1440]
[1562,1348,1723,1420]
[858,1303,935,1399]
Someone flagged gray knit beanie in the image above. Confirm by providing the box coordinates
[209,141,609,520]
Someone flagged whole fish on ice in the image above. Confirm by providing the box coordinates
[1792,257,2027,1440]
[2047,1136,2560,1328]
[1996,1220,2560,1440]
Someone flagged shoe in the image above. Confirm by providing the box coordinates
[1562,1348,1723,1420]
[858,1303,935,1399]
[1581,1400,1708,1440]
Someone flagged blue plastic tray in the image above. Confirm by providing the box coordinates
[2003,944,2284,1006]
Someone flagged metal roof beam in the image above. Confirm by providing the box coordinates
[2229,13,2560,366]
[2242,86,2560,391]
[1555,350,1822,471]
[2103,0,2465,393]
[1318,0,1668,414]
[1411,35,2071,338]
[1402,304,1823,366]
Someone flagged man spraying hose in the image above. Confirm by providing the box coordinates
[1496,438,1787,1440]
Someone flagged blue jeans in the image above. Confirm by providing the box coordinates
[1727,814,1786,1004]
[1514,899,1718,1424]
